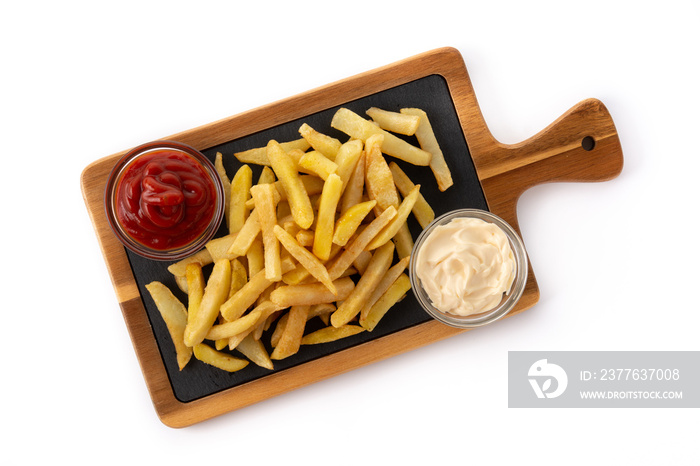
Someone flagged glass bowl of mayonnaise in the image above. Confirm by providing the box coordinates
[409,209,528,328]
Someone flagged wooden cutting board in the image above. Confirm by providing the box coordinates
[81,47,623,427]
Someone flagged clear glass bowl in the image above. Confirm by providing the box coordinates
[409,209,528,328]
[104,140,225,261]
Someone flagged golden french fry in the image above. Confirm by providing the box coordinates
[330,107,431,166]
[331,241,395,327]
[206,309,262,341]
[227,300,282,350]
[227,209,261,257]
[174,274,188,294]
[205,233,238,261]
[228,164,253,234]
[352,250,372,275]
[236,334,274,370]
[193,343,249,372]
[332,200,376,247]
[251,183,282,281]
[246,237,264,278]
[215,152,231,226]
[327,206,396,280]
[400,108,453,191]
[340,151,366,215]
[364,134,400,214]
[298,151,338,180]
[184,259,231,347]
[366,185,420,250]
[258,165,277,184]
[167,249,213,277]
[312,173,343,261]
[221,266,285,321]
[392,223,414,260]
[361,273,412,332]
[295,229,314,247]
[273,225,336,294]
[144,281,192,370]
[333,139,363,192]
[298,123,341,160]
[228,258,248,299]
[185,263,205,322]
[301,325,365,345]
[366,107,420,136]
[245,175,327,210]
[360,256,410,323]
[270,305,310,360]
[388,161,435,228]
[234,138,311,165]
[270,277,355,307]
[267,140,314,229]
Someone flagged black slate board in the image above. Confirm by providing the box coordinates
[127,74,488,403]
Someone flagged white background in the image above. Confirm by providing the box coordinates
[3,1,698,464]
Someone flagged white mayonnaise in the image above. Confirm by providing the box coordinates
[415,217,516,316]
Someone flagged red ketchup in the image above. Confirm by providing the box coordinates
[115,149,218,251]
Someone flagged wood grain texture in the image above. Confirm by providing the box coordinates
[80,47,623,427]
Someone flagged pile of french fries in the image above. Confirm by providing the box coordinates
[145,106,453,373]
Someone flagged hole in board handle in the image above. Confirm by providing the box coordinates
[581,136,595,151]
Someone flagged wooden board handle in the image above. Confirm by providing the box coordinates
[474,98,624,231]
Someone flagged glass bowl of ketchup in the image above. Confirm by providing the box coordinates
[104,140,225,261]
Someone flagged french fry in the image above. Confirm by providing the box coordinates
[228,164,253,234]
[270,305,310,360]
[388,161,435,228]
[273,225,336,294]
[301,325,365,345]
[331,241,395,327]
[185,263,205,322]
[227,209,261,257]
[251,183,282,281]
[144,281,192,370]
[298,151,338,180]
[359,256,410,323]
[236,334,274,370]
[193,343,249,372]
[330,107,431,166]
[228,258,248,299]
[298,123,341,160]
[174,274,188,294]
[205,233,238,261]
[295,229,314,247]
[206,308,262,341]
[312,173,343,261]
[333,139,363,192]
[270,277,355,307]
[246,237,264,277]
[220,261,293,321]
[332,200,376,247]
[361,273,412,332]
[246,175,326,210]
[352,250,372,275]
[234,138,311,166]
[400,108,453,191]
[167,249,213,277]
[266,140,314,229]
[366,107,420,136]
[392,223,414,260]
[227,300,282,350]
[364,134,400,214]
[327,206,396,280]
[366,185,420,250]
[340,151,366,215]
[184,259,231,347]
